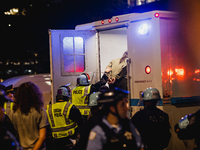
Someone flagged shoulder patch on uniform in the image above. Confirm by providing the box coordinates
[89,131,97,140]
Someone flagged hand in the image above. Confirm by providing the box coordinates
[105,67,112,73]
[111,77,116,84]
[107,78,112,84]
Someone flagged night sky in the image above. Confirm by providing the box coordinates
[1,0,130,60]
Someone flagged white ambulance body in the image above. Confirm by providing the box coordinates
[49,10,200,149]
[1,73,51,109]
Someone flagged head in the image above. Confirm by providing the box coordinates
[142,87,161,106]
[77,73,90,86]
[13,82,44,114]
[56,85,71,102]
[6,85,15,101]
[0,90,9,123]
[98,88,129,120]
[120,51,128,63]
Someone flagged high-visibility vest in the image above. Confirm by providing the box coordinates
[4,102,14,115]
[72,85,91,116]
[46,102,78,139]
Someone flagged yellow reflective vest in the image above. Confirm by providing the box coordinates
[4,102,14,115]
[72,85,91,116]
[46,102,78,139]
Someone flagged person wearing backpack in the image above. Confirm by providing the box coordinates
[86,88,144,150]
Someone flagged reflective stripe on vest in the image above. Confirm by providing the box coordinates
[47,102,78,139]
[4,102,14,115]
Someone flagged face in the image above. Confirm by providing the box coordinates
[7,93,14,101]
[116,98,129,119]
[0,106,5,123]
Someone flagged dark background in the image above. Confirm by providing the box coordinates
[0,0,170,80]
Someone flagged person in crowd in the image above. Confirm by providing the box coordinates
[71,67,112,120]
[86,88,143,150]
[106,51,128,91]
[6,82,49,150]
[131,87,171,150]
[47,85,84,150]
[175,109,200,149]
[0,89,21,150]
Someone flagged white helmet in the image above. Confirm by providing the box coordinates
[88,92,100,107]
[77,73,90,86]
[142,87,161,101]
[56,84,71,102]
[178,115,189,129]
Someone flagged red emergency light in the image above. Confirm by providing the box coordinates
[101,20,104,24]
[115,17,119,22]
[154,13,159,18]
[108,19,112,23]
[145,66,151,74]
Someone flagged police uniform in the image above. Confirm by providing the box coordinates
[131,105,171,150]
[175,109,200,149]
[72,74,109,116]
[46,101,84,150]
[87,117,143,150]
[4,102,14,115]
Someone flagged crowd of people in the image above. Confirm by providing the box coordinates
[0,51,199,150]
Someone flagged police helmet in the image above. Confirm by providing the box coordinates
[179,115,190,129]
[77,73,90,86]
[98,87,129,106]
[88,92,100,107]
[142,87,161,101]
[56,84,71,102]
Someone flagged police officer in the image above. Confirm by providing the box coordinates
[72,68,112,120]
[47,85,84,150]
[131,87,171,150]
[86,88,144,150]
[0,89,21,150]
[175,110,200,149]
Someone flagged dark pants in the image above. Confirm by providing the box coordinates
[53,137,73,150]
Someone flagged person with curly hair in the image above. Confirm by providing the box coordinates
[6,82,49,150]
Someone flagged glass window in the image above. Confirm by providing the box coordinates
[62,37,85,73]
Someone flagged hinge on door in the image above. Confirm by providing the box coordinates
[126,58,131,64]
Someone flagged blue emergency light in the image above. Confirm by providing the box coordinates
[138,23,149,35]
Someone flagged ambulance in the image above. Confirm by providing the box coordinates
[49,10,200,149]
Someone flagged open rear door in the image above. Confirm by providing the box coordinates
[49,30,99,103]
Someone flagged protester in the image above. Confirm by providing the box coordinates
[106,51,128,91]
[6,82,49,150]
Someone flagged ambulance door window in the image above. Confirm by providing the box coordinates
[62,37,85,74]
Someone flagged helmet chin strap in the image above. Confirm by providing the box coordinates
[109,105,123,122]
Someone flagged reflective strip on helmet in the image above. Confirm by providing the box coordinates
[63,102,71,124]
[48,104,55,127]
[51,122,77,132]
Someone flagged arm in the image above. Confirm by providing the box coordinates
[69,105,85,129]
[86,126,106,150]
[33,127,46,150]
